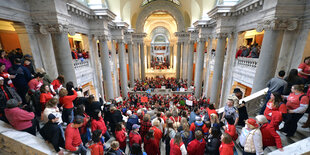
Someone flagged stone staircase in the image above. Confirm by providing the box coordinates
[220,88,310,154]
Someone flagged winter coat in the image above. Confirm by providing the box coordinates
[219,142,234,155]
[260,123,282,148]
[187,139,206,155]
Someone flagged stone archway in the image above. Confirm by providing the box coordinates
[136,0,185,32]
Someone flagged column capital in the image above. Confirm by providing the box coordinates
[97,35,110,41]
[197,38,207,42]
[215,33,228,39]
[256,18,298,32]
[40,24,76,35]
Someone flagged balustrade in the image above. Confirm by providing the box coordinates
[73,59,94,86]
[233,57,258,87]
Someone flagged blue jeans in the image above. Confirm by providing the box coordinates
[72,144,87,155]
[62,108,74,124]
[103,131,111,142]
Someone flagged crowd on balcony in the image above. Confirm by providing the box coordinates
[0,46,310,155]
[151,57,170,69]
[71,49,89,60]
[133,77,191,92]
[235,43,261,59]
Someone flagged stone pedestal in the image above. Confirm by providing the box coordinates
[210,34,227,105]
[51,31,77,86]
[252,29,283,93]
[194,38,206,97]
[98,37,114,100]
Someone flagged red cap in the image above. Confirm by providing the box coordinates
[246,118,259,128]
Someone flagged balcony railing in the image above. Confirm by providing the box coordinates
[73,59,94,86]
[233,57,258,88]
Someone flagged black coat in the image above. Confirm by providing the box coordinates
[205,135,220,155]
[39,122,65,152]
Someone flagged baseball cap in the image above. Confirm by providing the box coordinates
[132,124,140,130]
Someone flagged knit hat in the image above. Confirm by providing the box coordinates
[255,115,268,124]
[132,124,140,130]
[48,113,56,120]
[246,118,259,128]
[6,99,19,108]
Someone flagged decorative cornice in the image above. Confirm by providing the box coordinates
[215,33,228,39]
[66,3,115,21]
[256,18,298,32]
[39,24,75,35]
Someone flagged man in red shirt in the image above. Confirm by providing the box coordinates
[187,130,206,155]
[129,124,142,147]
[65,115,87,155]
[28,73,44,94]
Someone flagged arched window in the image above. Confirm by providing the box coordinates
[141,0,180,7]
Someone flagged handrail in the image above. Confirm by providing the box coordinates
[216,87,268,114]
[268,137,310,155]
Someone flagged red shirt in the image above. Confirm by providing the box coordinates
[80,113,90,134]
[144,137,159,155]
[187,139,206,155]
[51,79,62,92]
[65,123,82,151]
[170,139,184,155]
[225,124,238,141]
[129,131,142,147]
[89,142,103,155]
[0,72,14,87]
[219,142,234,155]
[59,90,77,109]
[190,122,209,135]
[28,79,43,92]
[260,123,282,148]
[207,108,218,118]
[150,126,162,146]
[264,101,287,120]
[298,63,310,79]
[40,92,53,104]
[286,93,309,110]
[115,128,127,149]
[235,49,242,58]
[91,117,107,135]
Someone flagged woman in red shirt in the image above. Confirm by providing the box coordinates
[144,130,159,155]
[59,88,77,124]
[50,75,64,94]
[40,84,53,111]
[115,122,127,152]
[280,85,309,136]
[219,133,234,155]
[298,57,310,82]
[264,92,286,120]
[170,132,187,155]
[91,109,108,143]
[0,63,15,88]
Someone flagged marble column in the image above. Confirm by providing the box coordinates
[275,30,297,74]
[140,43,145,80]
[98,36,114,100]
[176,42,182,79]
[219,33,238,108]
[88,36,104,100]
[194,38,206,97]
[203,38,213,97]
[128,42,135,87]
[111,40,120,97]
[35,33,58,79]
[118,40,128,99]
[51,31,77,86]
[210,34,227,105]
[133,42,140,80]
[182,42,188,80]
[187,41,194,87]
[252,29,283,93]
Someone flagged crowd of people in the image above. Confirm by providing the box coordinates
[0,47,310,155]
[72,49,89,60]
[133,77,191,92]
[235,43,261,59]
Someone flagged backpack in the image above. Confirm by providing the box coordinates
[195,123,204,133]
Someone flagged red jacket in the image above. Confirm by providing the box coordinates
[270,110,283,131]
[59,90,77,109]
[144,137,159,155]
[150,126,162,146]
[219,142,234,155]
[260,123,282,148]
[115,128,127,149]
[65,123,82,151]
[5,107,34,130]
[80,113,90,134]
[129,131,142,146]
[91,117,107,135]
[170,139,184,155]
[89,142,103,155]
[190,122,209,134]
[225,124,238,141]
[207,108,218,118]
[187,139,206,155]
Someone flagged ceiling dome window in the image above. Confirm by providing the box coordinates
[141,0,180,7]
